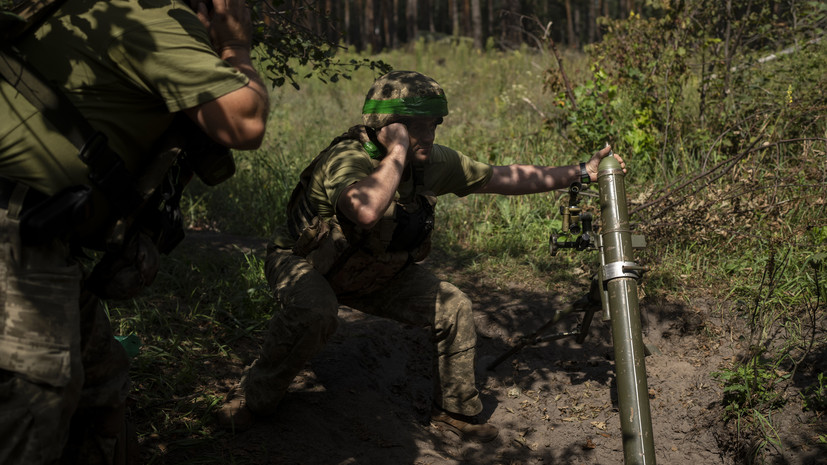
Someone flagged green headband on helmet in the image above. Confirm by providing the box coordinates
[362,94,448,117]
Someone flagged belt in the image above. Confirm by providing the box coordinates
[0,177,50,213]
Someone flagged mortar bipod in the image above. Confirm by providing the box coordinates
[487,181,601,371]
[487,178,650,371]
[485,283,602,371]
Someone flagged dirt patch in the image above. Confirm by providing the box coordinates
[141,232,826,465]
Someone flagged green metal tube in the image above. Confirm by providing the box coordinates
[597,156,657,465]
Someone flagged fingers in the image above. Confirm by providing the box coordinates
[599,144,627,173]
[612,152,627,172]
[377,123,411,155]
[377,123,409,142]
[196,0,253,52]
[190,0,210,26]
[586,143,627,179]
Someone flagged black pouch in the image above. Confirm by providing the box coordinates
[19,185,93,246]
[85,230,160,300]
[187,148,235,186]
[174,115,236,186]
[387,193,435,252]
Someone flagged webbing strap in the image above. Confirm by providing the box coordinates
[7,183,27,219]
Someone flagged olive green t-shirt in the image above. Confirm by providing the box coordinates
[0,0,250,194]
[290,139,493,236]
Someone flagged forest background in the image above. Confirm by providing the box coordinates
[106,0,826,463]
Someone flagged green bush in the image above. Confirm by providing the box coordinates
[713,356,789,421]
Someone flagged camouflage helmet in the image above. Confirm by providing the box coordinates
[362,71,448,128]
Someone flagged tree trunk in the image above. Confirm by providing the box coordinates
[313,0,321,38]
[450,0,460,37]
[356,0,365,49]
[564,0,577,48]
[344,0,352,45]
[502,0,521,46]
[471,0,483,49]
[588,0,597,43]
[382,0,391,48]
[324,0,336,43]
[488,0,495,41]
[392,0,399,48]
[427,0,436,33]
[462,0,472,37]
[574,3,581,47]
[627,0,635,17]
[365,0,377,51]
[406,0,418,43]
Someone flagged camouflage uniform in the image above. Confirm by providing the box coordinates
[238,71,491,419]
[242,245,482,416]
[0,0,255,461]
[0,186,131,464]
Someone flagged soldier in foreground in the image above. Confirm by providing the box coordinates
[0,0,268,463]
[218,70,623,442]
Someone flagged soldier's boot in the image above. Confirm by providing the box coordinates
[216,387,255,432]
[113,416,140,465]
[430,408,499,443]
[60,405,138,465]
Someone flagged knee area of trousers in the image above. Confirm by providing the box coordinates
[320,310,339,335]
[439,283,472,317]
[436,286,474,337]
[301,306,339,339]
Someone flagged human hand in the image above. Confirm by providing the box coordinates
[190,0,252,53]
[585,143,626,182]
[376,123,411,162]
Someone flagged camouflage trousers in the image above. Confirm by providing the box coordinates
[241,247,482,417]
[0,185,131,465]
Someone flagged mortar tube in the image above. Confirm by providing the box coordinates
[597,156,657,465]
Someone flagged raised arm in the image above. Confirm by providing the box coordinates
[337,123,411,229]
[474,145,625,195]
[183,0,269,150]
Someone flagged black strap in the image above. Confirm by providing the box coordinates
[412,165,425,192]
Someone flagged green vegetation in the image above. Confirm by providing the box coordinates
[108,2,826,462]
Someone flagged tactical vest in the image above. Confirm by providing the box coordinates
[288,125,436,297]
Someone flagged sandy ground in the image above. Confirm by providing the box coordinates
[143,232,826,465]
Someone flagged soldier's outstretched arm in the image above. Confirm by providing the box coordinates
[474,145,625,195]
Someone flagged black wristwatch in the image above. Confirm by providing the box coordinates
[579,162,591,184]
